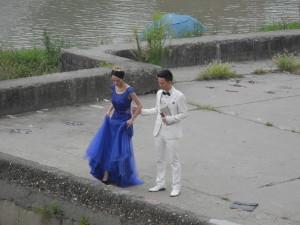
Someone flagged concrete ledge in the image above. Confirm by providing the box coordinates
[0,65,160,116]
[164,29,300,67]
[0,153,210,225]
[111,30,300,68]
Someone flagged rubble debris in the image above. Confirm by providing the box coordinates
[65,121,84,126]
[10,129,32,134]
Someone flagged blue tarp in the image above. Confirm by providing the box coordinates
[140,13,207,40]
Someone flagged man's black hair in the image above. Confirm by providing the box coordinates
[157,69,173,82]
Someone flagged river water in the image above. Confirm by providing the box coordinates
[0,0,299,49]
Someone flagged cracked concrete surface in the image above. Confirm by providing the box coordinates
[1,59,300,225]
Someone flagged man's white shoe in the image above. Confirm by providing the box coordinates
[148,186,166,192]
[170,189,180,197]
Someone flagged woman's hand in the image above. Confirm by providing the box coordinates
[105,104,114,117]
[126,119,134,128]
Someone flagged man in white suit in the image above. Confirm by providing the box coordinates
[141,69,187,197]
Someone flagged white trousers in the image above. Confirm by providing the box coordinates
[154,130,181,190]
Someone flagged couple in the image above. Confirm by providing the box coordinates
[85,66,187,197]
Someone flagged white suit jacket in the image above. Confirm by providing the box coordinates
[141,87,187,139]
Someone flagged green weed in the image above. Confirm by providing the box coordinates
[42,29,65,64]
[0,29,69,81]
[209,28,219,35]
[197,61,243,81]
[189,101,221,113]
[100,61,114,67]
[0,48,57,80]
[231,24,239,34]
[272,52,300,72]
[221,197,231,202]
[33,201,64,225]
[132,11,170,66]
[80,216,90,225]
[259,21,300,32]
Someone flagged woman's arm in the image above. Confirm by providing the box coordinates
[127,92,143,127]
[105,104,114,116]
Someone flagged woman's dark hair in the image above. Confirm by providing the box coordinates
[111,66,125,79]
[157,69,173,82]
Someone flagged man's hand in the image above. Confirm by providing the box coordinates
[161,113,167,122]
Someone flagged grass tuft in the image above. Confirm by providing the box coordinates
[0,29,69,81]
[221,197,231,202]
[100,61,114,67]
[189,101,221,113]
[272,52,300,73]
[132,11,169,66]
[33,201,64,224]
[197,61,243,81]
[259,21,300,32]
[265,122,273,127]
[80,216,90,225]
[252,68,270,75]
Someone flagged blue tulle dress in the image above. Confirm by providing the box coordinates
[85,84,144,187]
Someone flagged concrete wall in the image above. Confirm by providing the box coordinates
[0,66,160,117]
[0,187,124,225]
[60,51,102,72]
[0,153,209,225]
[112,30,300,68]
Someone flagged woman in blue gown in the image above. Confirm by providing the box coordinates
[85,66,144,187]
